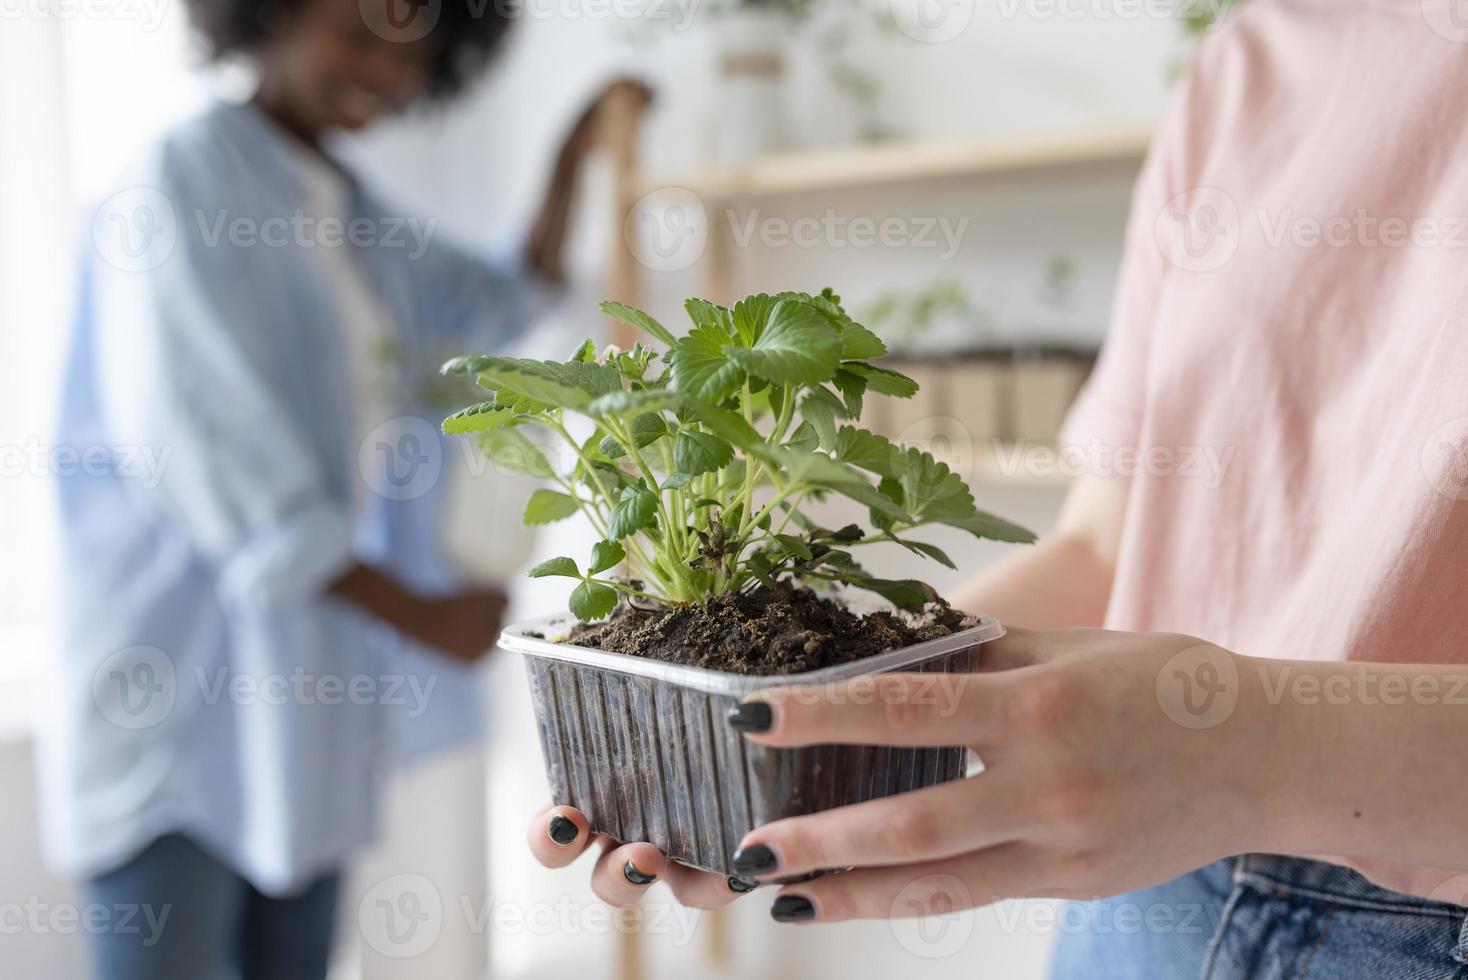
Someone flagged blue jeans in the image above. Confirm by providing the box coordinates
[1051,855,1468,980]
[84,834,340,980]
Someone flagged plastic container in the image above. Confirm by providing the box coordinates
[499,614,1005,876]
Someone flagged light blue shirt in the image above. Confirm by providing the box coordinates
[41,99,534,894]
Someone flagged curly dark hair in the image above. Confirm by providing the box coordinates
[184,0,516,99]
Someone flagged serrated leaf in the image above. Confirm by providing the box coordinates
[479,427,553,478]
[662,472,695,490]
[800,387,845,450]
[724,299,841,387]
[684,298,736,338]
[599,412,669,459]
[471,356,622,410]
[732,293,778,346]
[680,399,762,451]
[600,300,676,347]
[608,482,659,539]
[673,430,734,476]
[528,556,580,578]
[834,426,898,478]
[570,579,618,621]
[939,511,1037,544]
[587,388,679,415]
[523,489,581,525]
[668,325,745,403]
[569,338,597,363]
[774,290,887,360]
[898,447,977,521]
[844,362,919,398]
[442,401,513,435]
[588,540,626,575]
[786,420,819,454]
[832,368,866,418]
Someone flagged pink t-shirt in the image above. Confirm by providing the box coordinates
[1062,0,1468,899]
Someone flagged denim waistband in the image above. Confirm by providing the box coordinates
[1231,854,1468,965]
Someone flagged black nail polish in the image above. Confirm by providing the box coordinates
[623,861,657,886]
[726,701,773,733]
[548,813,579,846]
[727,875,758,894]
[731,844,779,876]
[771,894,815,923]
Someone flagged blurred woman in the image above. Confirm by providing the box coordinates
[44,1,646,976]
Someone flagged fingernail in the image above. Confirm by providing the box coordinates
[726,701,773,733]
[771,894,816,923]
[623,860,657,886]
[727,875,758,894]
[548,813,579,846]
[731,843,779,876]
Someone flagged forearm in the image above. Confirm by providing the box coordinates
[1236,654,1468,872]
[328,561,425,637]
[946,532,1113,629]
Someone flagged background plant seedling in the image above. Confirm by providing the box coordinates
[441,288,1035,621]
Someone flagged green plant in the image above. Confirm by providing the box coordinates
[440,288,1034,622]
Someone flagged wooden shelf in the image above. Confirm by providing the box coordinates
[636,126,1154,200]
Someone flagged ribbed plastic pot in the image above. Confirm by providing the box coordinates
[500,614,1005,876]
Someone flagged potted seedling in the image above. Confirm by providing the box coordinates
[441,288,1034,875]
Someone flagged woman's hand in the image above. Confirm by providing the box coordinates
[525,805,751,909]
[726,628,1281,923]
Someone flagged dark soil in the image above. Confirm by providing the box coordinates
[566,584,978,675]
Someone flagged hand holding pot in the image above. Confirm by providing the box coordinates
[721,628,1282,923]
[525,805,751,909]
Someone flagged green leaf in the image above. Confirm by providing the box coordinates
[684,298,735,338]
[844,362,919,398]
[773,290,887,360]
[662,472,695,490]
[897,448,977,521]
[479,427,554,478]
[894,537,959,570]
[588,540,626,575]
[799,388,845,450]
[528,556,580,579]
[832,368,866,418]
[471,356,621,411]
[680,399,762,452]
[442,401,513,435]
[774,534,812,560]
[599,300,677,347]
[523,489,581,525]
[668,325,745,403]
[939,511,1038,544]
[732,293,778,346]
[834,426,899,478]
[673,430,734,476]
[786,420,819,455]
[608,482,659,539]
[587,388,679,415]
[570,579,618,621]
[845,575,940,610]
[725,299,841,387]
[569,338,597,363]
[599,412,668,460]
